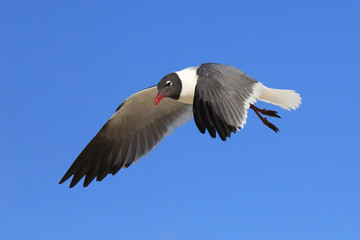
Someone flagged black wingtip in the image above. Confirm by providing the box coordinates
[83,175,96,187]
[59,175,70,185]
[69,181,77,188]
[69,174,85,188]
[83,182,90,188]
[58,174,83,188]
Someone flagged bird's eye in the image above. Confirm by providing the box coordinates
[166,81,172,87]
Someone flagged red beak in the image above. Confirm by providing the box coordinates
[155,92,166,106]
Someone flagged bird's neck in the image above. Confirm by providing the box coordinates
[175,66,199,104]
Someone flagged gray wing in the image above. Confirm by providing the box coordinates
[193,63,263,141]
[59,86,192,187]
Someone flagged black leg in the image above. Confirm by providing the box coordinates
[250,104,281,118]
[250,104,279,133]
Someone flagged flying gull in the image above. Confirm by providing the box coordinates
[59,63,301,187]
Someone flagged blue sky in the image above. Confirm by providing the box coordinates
[1,0,360,239]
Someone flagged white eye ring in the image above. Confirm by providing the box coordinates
[166,81,172,86]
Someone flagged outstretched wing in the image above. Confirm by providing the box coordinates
[59,86,192,187]
[193,63,264,141]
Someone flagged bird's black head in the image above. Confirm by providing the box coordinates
[155,72,182,106]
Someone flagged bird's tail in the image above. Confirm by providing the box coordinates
[258,86,302,110]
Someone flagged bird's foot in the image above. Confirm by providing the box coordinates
[251,105,281,118]
[250,104,280,133]
[261,117,279,133]
[257,108,281,118]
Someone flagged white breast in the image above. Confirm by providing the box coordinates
[175,66,199,104]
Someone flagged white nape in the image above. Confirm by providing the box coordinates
[175,66,199,104]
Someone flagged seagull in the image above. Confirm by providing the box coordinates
[59,63,301,187]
